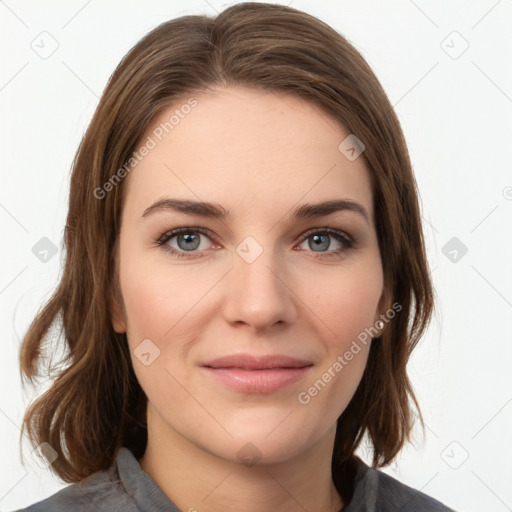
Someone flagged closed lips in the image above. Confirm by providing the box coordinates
[201,354,314,394]
[201,354,313,370]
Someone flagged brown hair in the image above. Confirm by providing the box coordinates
[19,1,433,502]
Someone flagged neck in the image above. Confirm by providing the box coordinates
[139,408,344,512]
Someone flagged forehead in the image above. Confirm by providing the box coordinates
[122,86,373,221]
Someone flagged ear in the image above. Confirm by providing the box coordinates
[373,286,393,338]
[109,277,127,333]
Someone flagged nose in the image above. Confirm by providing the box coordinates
[222,242,298,332]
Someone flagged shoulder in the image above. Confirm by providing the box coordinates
[373,468,455,511]
[12,449,139,512]
[348,458,456,511]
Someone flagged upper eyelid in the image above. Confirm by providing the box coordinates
[158,226,215,242]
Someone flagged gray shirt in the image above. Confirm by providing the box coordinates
[14,447,455,511]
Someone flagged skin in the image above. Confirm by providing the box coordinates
[111,85,387,512]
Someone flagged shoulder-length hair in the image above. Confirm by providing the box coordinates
[20,1,433,501]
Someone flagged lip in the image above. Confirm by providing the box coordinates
[201,354,312,370]
[201,354,313,393]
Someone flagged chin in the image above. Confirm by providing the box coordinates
[198,415,324,467]
[209,435,310,467]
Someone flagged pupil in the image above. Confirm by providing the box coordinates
[311,234,329,251]
[179,233,200,251]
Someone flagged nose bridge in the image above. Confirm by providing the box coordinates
[223,234,297,330]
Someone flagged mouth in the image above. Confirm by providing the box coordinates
[201,354,313,393]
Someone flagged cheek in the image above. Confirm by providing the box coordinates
[121,275,168,341]
[329,282,381,345]
[295,281,377,424]
[299,262,384,344]
[295,262,382,401]
[118,266,195,406]
[119,254,218,342]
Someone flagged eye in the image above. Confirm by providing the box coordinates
[156,227,216,259]
[296,228,354,259]
[156,226,354,260]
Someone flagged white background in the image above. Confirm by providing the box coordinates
[1,1,511,511]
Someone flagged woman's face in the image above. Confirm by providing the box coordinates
[112,85,386,464]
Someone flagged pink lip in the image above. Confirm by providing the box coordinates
[201,354,313,393]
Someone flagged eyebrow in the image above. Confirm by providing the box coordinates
[141,198,370,224]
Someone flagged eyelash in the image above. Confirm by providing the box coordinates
[155,226,354,260]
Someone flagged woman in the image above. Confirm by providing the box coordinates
[16,3,453,511]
